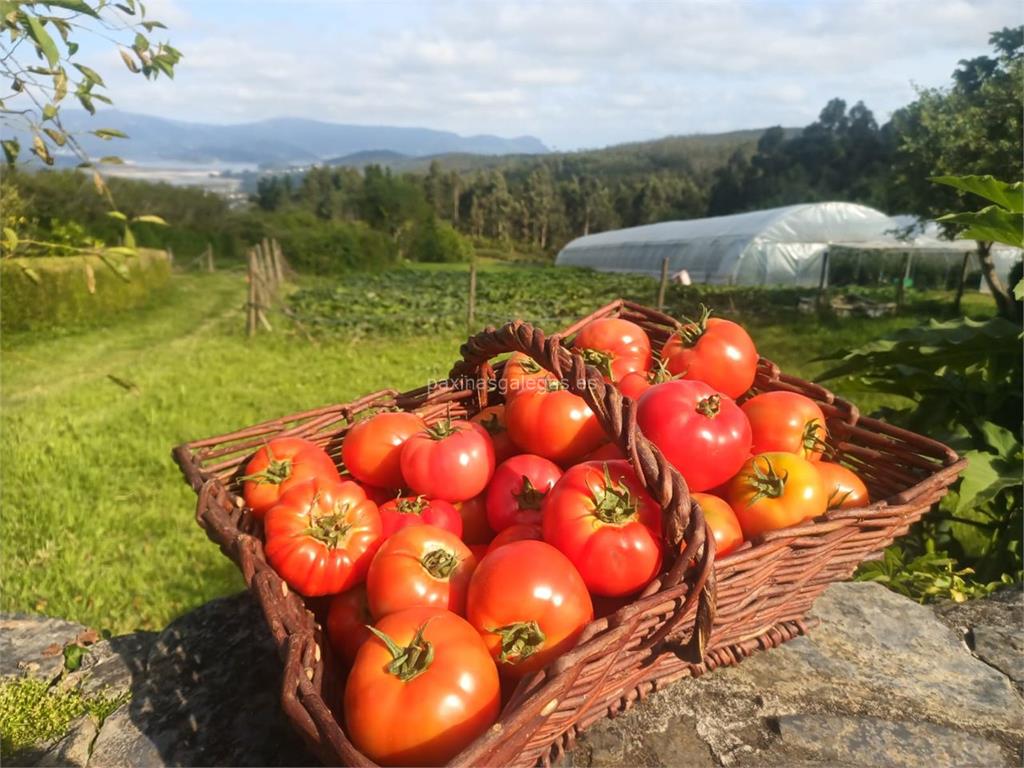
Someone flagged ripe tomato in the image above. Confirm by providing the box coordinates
[542,460,663,597]
[326,584,372,666]
[486,523,542,553]
[573,317,652,382]
[581,442,626,463]
[264,479,382,597]
[454,494,494,545]
[470,405,518,464]
[617,359,675,400]
[505,383,606,465]
[241,437,340,519]
[359,483,395,506]
[467,540,593,678]
[636,379,752,492]
[741,391,828,461]
[661,309,758,399]
[501,352,557,403]
[342,411,425,489]
[366,525,477,618]
[485,454,563,531]
[400,419,495,503]
[344,607,500,767]
[815,461,870,510]
[378,495,463,539]
[724,452,827,539]
[692,492,743,558]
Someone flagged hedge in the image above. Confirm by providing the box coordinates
[1,249,172,332]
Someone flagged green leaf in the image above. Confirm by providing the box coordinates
[936,207,1024,249]
[25,14,59,68]
[956,449,1021,514]
[979,421,1021,456]
[102,246,137,257]
[106,210,128,221]
[2,137,20,165]
[43,127,66,146]
[78,92,95,114]
[66,40,78,55]
[42,0,101,18]
[20,264,41,284]
[3,226,18,251]
[133,32,148,51]
[123,227,135,248]
[73,62,104,86]
[62,643,87,672]
[119,47,139,73]
[31,134,53,165]
[1014,277,1024,301]
[42,103,57,120]
[132,214,167,225]
[98,155,124,164]
[140,19,165,31]
[91,128,128,140]
[931,175,1024,213]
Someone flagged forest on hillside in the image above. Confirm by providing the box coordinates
[3,27,1020,274]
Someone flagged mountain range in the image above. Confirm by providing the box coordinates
[21,111,549,166]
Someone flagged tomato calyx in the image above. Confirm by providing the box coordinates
[649,358,675,385]
[367,621,435,682]
[747,457,789,505]
[490,620,546,664]
[394,495,428,516]
[827,487,853,510]
[516,356,543,374]
[477,413,504,435]
[423,417,458,441]
[514,476,547,511]
[421,547,459,579]
[239,446,292,486]
[674,304,713,348]
[579,347,616,380]
[696,394,721,418]
[299,497,353,548]
[801,419,829,456]
[590,464,639,524]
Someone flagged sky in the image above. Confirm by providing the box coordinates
[73,0,1021,150]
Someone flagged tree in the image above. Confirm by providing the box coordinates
[1,1,180,171]
[889,26,1023,319]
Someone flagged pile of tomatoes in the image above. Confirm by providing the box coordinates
[238,309,870,767]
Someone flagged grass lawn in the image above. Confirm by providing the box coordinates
[1,266,994,633]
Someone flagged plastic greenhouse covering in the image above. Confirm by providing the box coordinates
[554,202,1018,287]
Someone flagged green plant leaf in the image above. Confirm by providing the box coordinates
[20,264,42,284]
[132,214,167,225]
[102,246,137,257]
[25,14,59,68]
[106,210,127,221]
[91,128,128,140]
[42,0,101,18]
[42,103,57,120]
[43,127,66,146]
[956,449,1022,514]
[62,643,87,672]
[930,175,1024,213]
[1014,277,1024,301]
[3,227,18,252]
[936,207,1024,249]
[2,137,20,165]
[73,62,104,86]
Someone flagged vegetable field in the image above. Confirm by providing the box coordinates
[0,265,994,634]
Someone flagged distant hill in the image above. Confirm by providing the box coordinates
[8,111,549,166]
[321,127,801,181]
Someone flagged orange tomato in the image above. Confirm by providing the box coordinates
[692,492,743,558]
[815,461,870,509]
[724,452,827,539]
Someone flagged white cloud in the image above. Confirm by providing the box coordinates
[75,0,1021,149]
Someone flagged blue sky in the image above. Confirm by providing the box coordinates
[73,0,1021,150]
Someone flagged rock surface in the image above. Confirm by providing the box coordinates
[3,582,1020,767]
[0,615,88,681]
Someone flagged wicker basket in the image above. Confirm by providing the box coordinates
[173,299,965,767]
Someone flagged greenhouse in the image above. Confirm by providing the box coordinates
[554,202,993,287]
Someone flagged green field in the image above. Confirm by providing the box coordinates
[1,265,994,633]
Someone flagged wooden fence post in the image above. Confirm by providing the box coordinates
[271,238,285,284]
[246,249,257,337]
[166,246,175,269]
[657,255,670,311]
[896,252,912,310]
[467,259,478,335]
[816,250,830,309]
[205,243,215,273]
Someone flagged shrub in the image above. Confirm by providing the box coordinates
[406,216,473,263]
[266,211,397,273]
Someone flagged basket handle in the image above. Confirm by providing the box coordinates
[448,319,716,662]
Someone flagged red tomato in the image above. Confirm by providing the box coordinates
[400,419,495,503]
[815,461,870,510]
[470,405,519,464]
[542,460,663,597]
[359,483,395,506]
[264,479,382,597]
[454,494,495,545]
[691,492,743,558]
[342,411,426,489]
[618,359,676,400]
[366,525,477,618]
[581,442,626,463]
[741,391,828,461]
[467,541,593,678]
[501,352,557,403]
[378,495,463,538]
[485,454,563,531]
[573,317,652,382]
[486,523,543,553]
[326,584,372,666]
[725,452,827,539]
[661,310,758,399]
[505,384,606,465]
[241,437,340,519]
[344,607,500,767]
[636,379,752,492]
